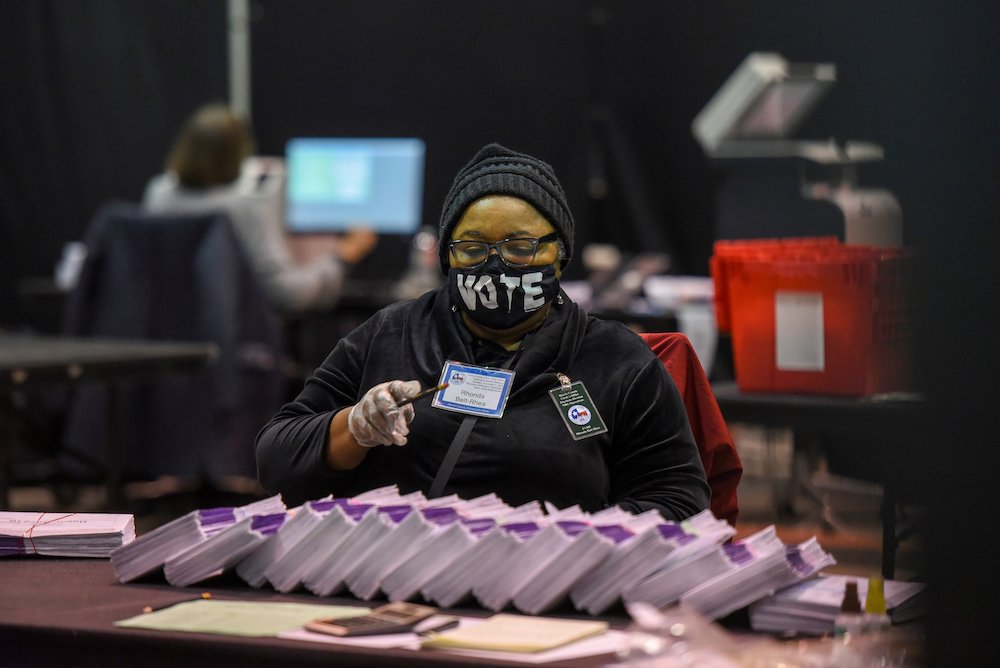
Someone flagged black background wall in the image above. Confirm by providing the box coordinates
[5,1,994,310]
[1,2,998,665]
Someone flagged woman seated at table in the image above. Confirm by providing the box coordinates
[256,143,709,519]
[143,103,376,313]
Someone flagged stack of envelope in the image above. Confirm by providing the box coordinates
[347,494,510,601]
[749,573,925,635]
[571,510,735,615]
[381,515,497,602]
[110,495,284,582]
[111,487,848,623]
[304,503,414,597]
[510,522,615,615]
[1,511,135,558]
[422,517,542,608]
[678,534,835,620]
[236,497,344,588]
[164,512,287,587]
[263,487,423,593]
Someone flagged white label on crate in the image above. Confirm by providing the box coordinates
[775,291,825,371]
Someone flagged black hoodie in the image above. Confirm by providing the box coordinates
[256,287,709,520]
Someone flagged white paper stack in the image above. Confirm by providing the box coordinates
[571,510,735,615]
[345,493,508,601]
[113,487,851,623]
[382,516,497,602]
[346,505,460,600]
[511,521,616,615]
[0,511,135,558]
[266,502,377,593]
[679,531,836,620]
[304,503,414,596]
[749,574,925,635]
[623,525,781,610]
[163,512,287,586]
[110,495,285,582]
[778,538,840,590]
[236,498,340,587]
[422,521,536,608]
[382,498,539,603]
[263,487,423,593]
[474,521,576,611]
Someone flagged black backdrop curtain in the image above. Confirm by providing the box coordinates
[3,1,996,324]
[8,0,993,324]
[0,1,227,325]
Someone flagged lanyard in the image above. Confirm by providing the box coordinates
[427,338,527,499]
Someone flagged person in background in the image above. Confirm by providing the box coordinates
[143,103,377,313]
[256,142,710,519]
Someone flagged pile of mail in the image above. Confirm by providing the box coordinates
[111,495,285,582]
[111,487,839,620]
[749,573,925,635]
[1,511,135,558]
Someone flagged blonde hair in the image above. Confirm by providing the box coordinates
[166,104,255,188]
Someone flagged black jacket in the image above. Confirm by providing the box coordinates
[256,287,709,519]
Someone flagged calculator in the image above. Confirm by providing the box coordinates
[304,602,438,637]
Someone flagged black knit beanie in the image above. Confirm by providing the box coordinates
[438,143,575,274]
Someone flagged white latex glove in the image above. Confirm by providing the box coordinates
[347,380,422,447]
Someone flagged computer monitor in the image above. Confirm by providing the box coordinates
[285,137,425,234]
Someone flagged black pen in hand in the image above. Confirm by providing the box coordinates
[395,383,449,407]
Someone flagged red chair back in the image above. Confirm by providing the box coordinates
[640,332,743,526]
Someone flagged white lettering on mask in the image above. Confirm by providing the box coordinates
[499,273,520,313]
[522,271,544,311]
[456,274,498,310]
[456,270,545,312]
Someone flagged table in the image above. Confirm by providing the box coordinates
[711,381,926,579]
[0,335,218,509]
[0,558,615,667]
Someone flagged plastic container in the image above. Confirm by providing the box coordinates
[711,237,910,396]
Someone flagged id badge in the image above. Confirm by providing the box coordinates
[549,378,608,440]
[432,360,515,419]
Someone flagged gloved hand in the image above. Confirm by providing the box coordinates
[347,380,422,447]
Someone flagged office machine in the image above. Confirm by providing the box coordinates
[693,52,901,247]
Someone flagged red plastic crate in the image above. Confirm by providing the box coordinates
[711,238,910,396]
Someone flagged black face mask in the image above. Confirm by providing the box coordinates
[448,255,561,330]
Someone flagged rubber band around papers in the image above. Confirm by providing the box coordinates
[17,512,79,555]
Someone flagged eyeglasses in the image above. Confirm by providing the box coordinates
[448,233,560,269]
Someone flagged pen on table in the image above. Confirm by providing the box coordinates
[415,615,461,636]
[143,591,212,613]
[395,383,449,407]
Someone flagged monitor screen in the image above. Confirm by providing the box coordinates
[285,138,425,234]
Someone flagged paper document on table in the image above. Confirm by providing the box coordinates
[282,624,626,664]
[420,614,608,653]
[114,599,365,637]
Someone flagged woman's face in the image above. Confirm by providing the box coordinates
[449,196,561,272]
